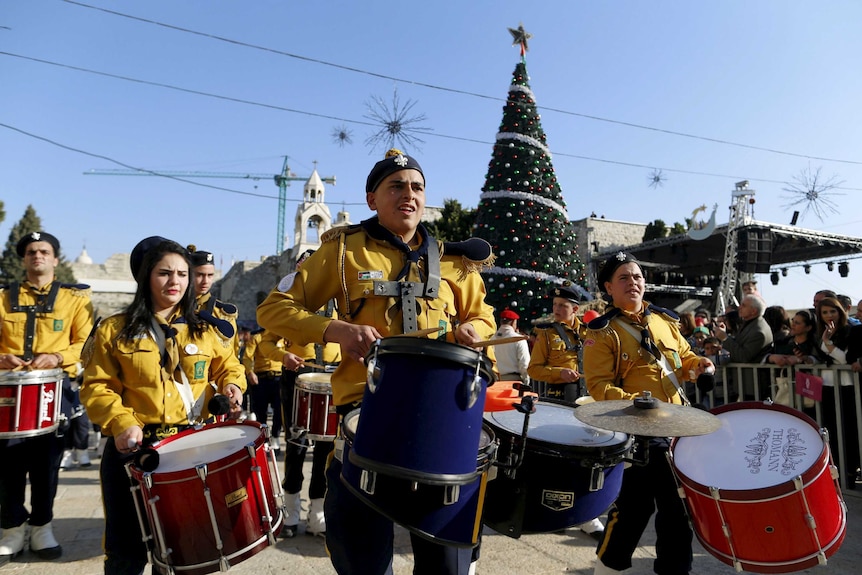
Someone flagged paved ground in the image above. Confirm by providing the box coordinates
[2,444,859,575]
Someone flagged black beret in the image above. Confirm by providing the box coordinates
[130,235,169,281]
[16,231,60,258]
[597,251,642,292]
[549,284,580,304]
[190,250,214,267]
[365,148,424,195]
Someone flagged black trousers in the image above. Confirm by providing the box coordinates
[596,442,693,575]
[0,432,64,528]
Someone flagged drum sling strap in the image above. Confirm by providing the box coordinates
[149,316,209,422]
[612,317,691,406]
[9,281,61,361]
[551,322,580,351]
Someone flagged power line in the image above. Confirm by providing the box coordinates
[6,51,862,192]
[0,121,367,204]
[60,0,862,167]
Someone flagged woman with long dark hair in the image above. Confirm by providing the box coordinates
[765,309,818,368]
[814,297,859,487]
[81,237,246,574]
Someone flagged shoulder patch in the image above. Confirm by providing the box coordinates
[442,238,495,272]
[588,308,621,331]
[648,304,680,321]
[533,322,554,330]
[214,300,238,316]
[277,272,298,293]
[62,283,92,297]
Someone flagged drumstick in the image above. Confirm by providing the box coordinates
[401,327,445,338]
[472,335,528,348]
[300,361,329,370]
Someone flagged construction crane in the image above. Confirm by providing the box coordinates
[84,157,336,254]
[715,180,755,315]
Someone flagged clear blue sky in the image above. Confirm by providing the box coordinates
[2,1,861,310]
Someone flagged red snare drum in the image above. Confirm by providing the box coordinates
[0,368,64,438]
[292,372,338,441]
[670,401,847,574]
[128,421,283,575]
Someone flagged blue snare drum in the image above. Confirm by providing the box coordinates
[351,337,496,485]
[483,399,631,538]
[341,409,496,547]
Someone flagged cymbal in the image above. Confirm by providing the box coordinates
[572,396,721,437]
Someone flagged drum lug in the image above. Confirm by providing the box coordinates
[365,343,380,393]
[410,481,419,492]
[830,464,840,480]
[588,466,605,492]
[817,552,828,566]
[444,484,460,505]
[246,443,256,458]
[196,464,208,482]
[465,354,484,409]
[143,473,153,490]
[792,476,804,492]
[360,469,377,495]
[219,556,231,572]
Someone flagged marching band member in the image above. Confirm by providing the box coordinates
[258,149,496,575]
[188,245,239,353]
[80,237,245,575]
[583,252,713,575]
[0,231,94,564]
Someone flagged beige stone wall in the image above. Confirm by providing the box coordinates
[572,217,647,293]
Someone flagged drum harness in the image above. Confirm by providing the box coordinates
[148,317,211,426]
[8,281,61,362]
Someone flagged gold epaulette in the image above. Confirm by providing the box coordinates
[321,224,361,243]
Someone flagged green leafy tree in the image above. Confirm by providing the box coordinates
[0,205,76,283]
[423,199,476,242]
[643,219,668,242]
[473,56,586,322]
[669,222,687,236]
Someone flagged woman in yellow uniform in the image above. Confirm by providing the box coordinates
[81,237,246,575]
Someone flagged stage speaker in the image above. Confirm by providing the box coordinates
[736,227,773,274]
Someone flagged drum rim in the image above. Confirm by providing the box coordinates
[295,379,332,392]
[129,420,266,478]
[671,401,829,499]
[0,367,66,383]
[371,336,495,382]
[296,372,332,385]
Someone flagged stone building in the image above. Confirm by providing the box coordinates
[68,247,136,320]
[571,216,647,294]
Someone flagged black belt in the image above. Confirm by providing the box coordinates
[142,424,193,441]
[255,370,282,378]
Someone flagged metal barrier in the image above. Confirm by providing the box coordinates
[689,362,862,493]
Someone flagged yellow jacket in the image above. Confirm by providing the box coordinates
[257,227,496,406]
[80,313,247,437]
[582,303,700,404]
[0,280,94,377]
[527,319,582,384]
[243,331,284,373]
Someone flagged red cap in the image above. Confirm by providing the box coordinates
[500,309,520,321]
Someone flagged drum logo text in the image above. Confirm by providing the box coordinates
[541,490,574,511]
[225,487,249,507]
[744,426,807,476]
[41,389,55,423]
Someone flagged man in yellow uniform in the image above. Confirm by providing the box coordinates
[258,149,496,575]
[527,284,604,540]
[582,251,714,575]
[189,246,239,353]
[0,231,94,563]
[528,284,585,402]
[243,329,286,451]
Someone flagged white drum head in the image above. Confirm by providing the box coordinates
[673,408,823,490]
[485,402,628,448]
[297,372,332,392]
[153,425,261,473]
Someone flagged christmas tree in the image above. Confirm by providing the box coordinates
[474,25,587,322]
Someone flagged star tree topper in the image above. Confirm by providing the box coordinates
[508,23,532,57]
